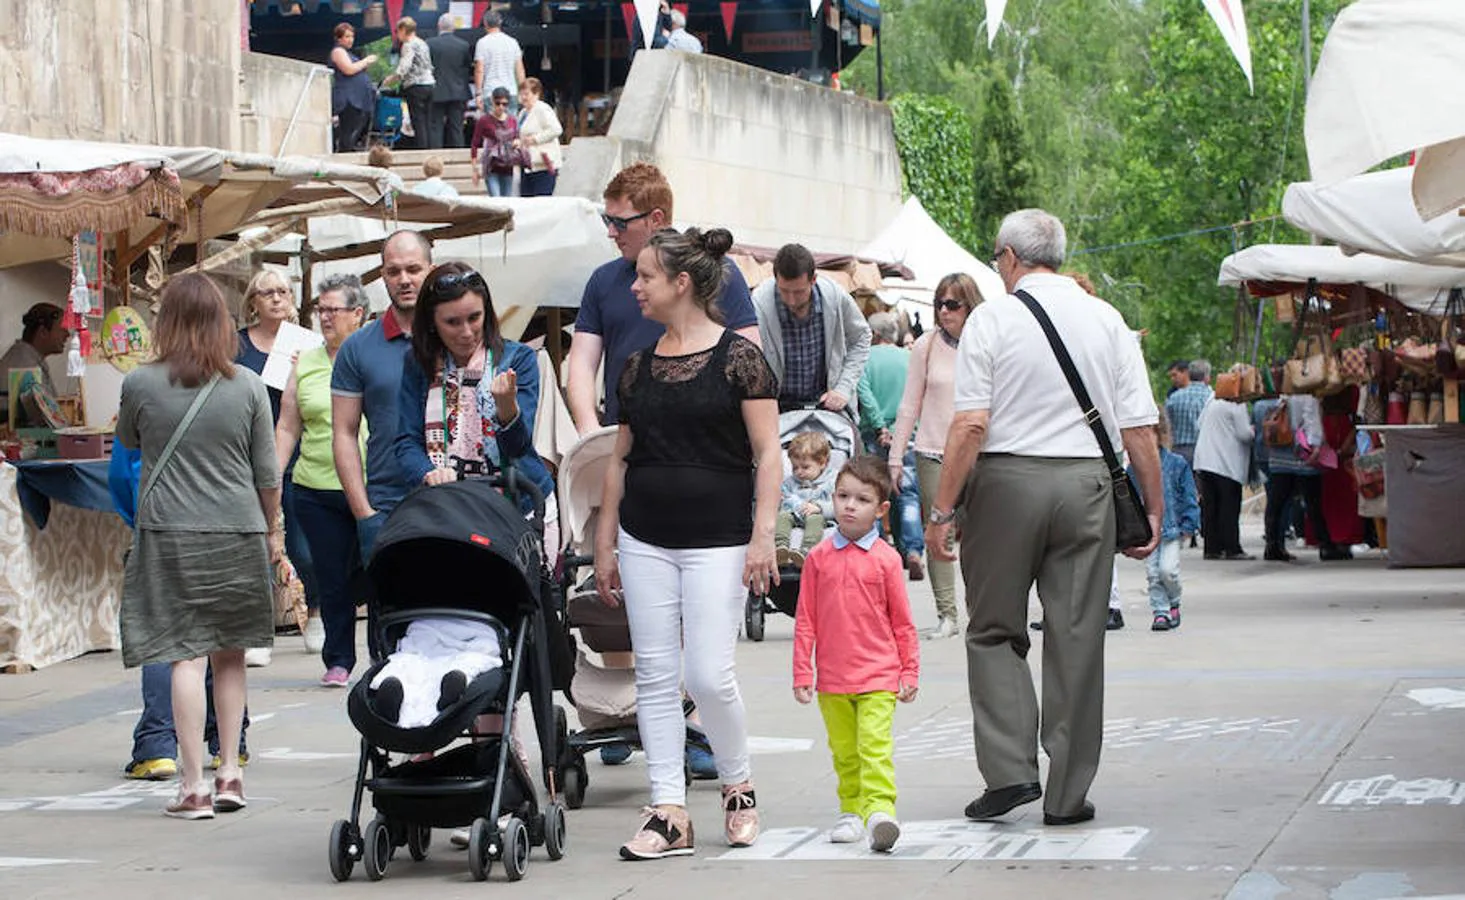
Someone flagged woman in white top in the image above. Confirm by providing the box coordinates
[515,77,563,197]
[1192,395,1255,559]
[887,273,981,638]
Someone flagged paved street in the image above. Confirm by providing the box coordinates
[2,532,1463,899]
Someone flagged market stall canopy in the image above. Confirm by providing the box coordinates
[1217,244,1465,315]
[0,132,402,270]
[259,196,610,341]
[726,242,911,297]
[1303,0,1465,219]
[858,196,1007,307]
[1282,168,1465,267]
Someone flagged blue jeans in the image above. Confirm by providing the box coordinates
[1145,539,1183,613]
[863,437,924,556]
[282,478,319,611]
[485,171,514,197]
[295,486,363,673]
[132,662,248,763]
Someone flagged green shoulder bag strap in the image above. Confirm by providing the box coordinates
[136,375,220,519]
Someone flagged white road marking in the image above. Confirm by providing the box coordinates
[254,747,356,762]
[1319,775,1465,806]
[746,736,815,754]
[1406,687,1465,710]
[0,857,93,868]
[714,819,1147,862]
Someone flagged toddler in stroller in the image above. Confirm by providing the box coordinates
[776,431,837,568]
[550,426,716,809]
[745,407,859,641]
[328,473,570,884]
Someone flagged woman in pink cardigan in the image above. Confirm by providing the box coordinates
[887,273,983,639]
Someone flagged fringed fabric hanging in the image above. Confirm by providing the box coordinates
[0,165,184,239]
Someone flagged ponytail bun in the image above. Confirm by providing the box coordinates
[699,227,734,258]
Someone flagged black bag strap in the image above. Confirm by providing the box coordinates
[1013,290,1125,480]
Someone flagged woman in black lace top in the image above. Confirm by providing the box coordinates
[595,226,780,860]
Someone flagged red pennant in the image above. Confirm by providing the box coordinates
[720,1,738,40]
[77,324,92,358]
[385,0,404,30]
[472,1,490,28]
[621,2,637,42]
[673,3,689,19]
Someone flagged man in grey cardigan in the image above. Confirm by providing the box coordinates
[751,243,871,418]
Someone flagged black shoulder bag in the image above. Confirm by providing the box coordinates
[1014,290,1153,552]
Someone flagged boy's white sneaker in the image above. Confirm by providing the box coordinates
[828,813,864,844]
[867,812,900,852]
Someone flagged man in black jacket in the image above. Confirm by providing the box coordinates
[426,17,473,149]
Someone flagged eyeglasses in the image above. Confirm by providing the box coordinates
[315,305,356,318]
[990,246,1009,270]
[431,270,489,295]
[254,287,291,299]
[937,299,966,312]
[492,99,509,106]
[600,210,654,233]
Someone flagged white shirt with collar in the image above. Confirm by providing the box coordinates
[953,272,1158,457]
[831,526,881,551]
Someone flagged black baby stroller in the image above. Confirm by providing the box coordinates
[328,471,569,884]
[550,425,714,809]
[744,406,861,641]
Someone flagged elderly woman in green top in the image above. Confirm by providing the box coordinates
[274,275,370,689]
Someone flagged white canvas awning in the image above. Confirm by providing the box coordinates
[859,196,1007,309]
[1282,168,1465,267]
[1217,244,1465,315]
[1304,0,1465,219]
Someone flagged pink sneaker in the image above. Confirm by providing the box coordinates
[619,806,694,860]
[164,789,215,820]
[320,667,350,688]
[722,782,759,847]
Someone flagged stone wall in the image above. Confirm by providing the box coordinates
[0,0,242,148]
[560,51,904,255]
[240,53,334,158]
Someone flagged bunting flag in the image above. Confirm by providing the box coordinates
[720,1,738,40]
[472,1,489,27]
[1200,0,1253,92]
[985,0,1006,47]
[634,0,660,48]
[673,3,689,20]
[621,2,636,41]
[809,0,821,17]
[385,0,404,29]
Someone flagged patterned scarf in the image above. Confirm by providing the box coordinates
[424,346,500,472]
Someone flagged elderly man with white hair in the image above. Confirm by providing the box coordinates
[665,9,704,53]
[924,208,1162,829]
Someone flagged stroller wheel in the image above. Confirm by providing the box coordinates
[328,818,357,882]
[543,801,568,861]
[468,817,494,882]
[363,816,391,881]
[744,593,766,642]
[502,816,530,881]
[407,824,431,861]
[562,764,587,810]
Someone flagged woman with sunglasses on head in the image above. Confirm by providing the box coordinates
[394,262,555,513]
[595,226,780,860]
[273,275,371,689]
[887,273,984,640]
[470,86,520,198]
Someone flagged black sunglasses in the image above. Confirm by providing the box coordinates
[600,210,654,233]
[937,299,966,312]
[431,270,489,296]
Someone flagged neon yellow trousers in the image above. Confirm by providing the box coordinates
[817,690,898,820]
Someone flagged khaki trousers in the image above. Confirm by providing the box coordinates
[958,454,1114,818]
[915,454,960,621]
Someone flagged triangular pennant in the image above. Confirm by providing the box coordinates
[720,1,738,41]
[985,0,1007,47]
[635,0,660,48]
[385,0,405,30]
[621,2,637,41]
[1200,0,1254,92]
[809,0,821,17]
[472,1,490,28]
[673,3,689,20]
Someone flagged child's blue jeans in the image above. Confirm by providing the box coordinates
[1146,538,1183,612]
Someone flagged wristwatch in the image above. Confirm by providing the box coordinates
[928,507,957,526]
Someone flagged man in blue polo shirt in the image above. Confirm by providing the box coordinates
[331,230,433,558]
[566,161,759,433]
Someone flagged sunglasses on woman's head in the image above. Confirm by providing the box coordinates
[937,299,966,312]
[600,210,654,233]
[431,270,489,295]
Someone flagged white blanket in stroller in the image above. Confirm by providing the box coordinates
[370,619,504,728]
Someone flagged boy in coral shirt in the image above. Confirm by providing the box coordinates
[793,455,920,852]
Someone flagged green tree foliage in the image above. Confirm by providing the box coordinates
[847,0,1342,379]
[889,95,979,253]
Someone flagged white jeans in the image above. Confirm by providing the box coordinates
[617,528,751,806]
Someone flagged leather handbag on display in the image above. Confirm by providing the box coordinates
[1262,398,1293,448]
[1240,364,1264,399]
[1215,369,1241,400]
[1338,344,1371,385]
[1393,336,1437,375]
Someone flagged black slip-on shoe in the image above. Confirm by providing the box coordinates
[1043,801,1096,826]
[964,782,1042,820]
